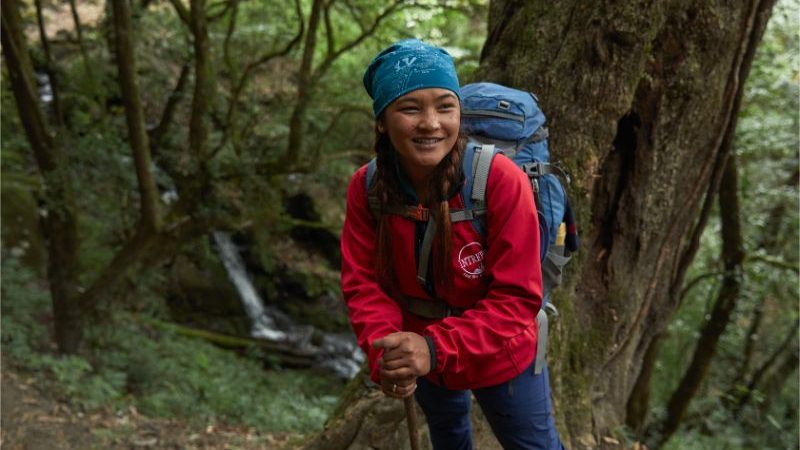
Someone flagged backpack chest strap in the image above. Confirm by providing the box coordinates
[396,295,465,319]
[367,203,486,223]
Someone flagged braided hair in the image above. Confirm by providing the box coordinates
[370,126,468,293]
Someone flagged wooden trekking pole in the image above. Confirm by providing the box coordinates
[404,396,421,450]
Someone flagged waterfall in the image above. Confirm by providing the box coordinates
[212,231,364,379]
[212,232,287,341]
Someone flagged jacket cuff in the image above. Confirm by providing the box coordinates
[424,335,437,373]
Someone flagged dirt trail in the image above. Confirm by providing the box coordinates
[1,365,303,450]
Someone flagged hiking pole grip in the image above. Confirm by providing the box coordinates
[404,396,421,450]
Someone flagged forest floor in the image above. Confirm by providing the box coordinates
[1,364,307,450]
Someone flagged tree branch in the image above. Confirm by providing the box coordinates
[310,0,407,84]
[732,319,798,416]
[312,106,373,159]
[67,0,92,79]
[283,0,324,164]
[168,0,191,25]
[678,270,724,305]
[111,0,162,231]
[149,62,191,149]
[207,0,233,21]
[222,0,239,70]
[1,0,55,170]
[210,0,304,158]
[33,0,65,127]
[189,0,212,161]
[746,254,798,271]
[341,0,366,33]
[323,0,336,58]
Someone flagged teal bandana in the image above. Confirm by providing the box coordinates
[363,39,461,117]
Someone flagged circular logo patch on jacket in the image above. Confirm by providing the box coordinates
[458,242,485,279]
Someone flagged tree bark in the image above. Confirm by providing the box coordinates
[110,0,161,232]
[649,152,746,446]
[625,332,662,437]
[189,0,212,162]
[477,1,775,446]
[2,0,83,354]
[284,0,323,168]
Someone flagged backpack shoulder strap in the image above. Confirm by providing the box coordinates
[456,143,498,236]
[471,143,496,205]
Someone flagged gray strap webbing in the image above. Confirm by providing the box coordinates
[417,217,437,285]
[535,308,548,374]
[450,208,486,223]
[471,144,495,203]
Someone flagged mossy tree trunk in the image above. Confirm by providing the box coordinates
[1,0,82,353]
[304,1,775,449]
[477,0,775,447]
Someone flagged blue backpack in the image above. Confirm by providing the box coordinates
[460,82,579,299]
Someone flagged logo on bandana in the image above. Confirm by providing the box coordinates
[395,56,417,71]
[458,242,485,279]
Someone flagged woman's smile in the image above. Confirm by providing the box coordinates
[378,88,460,187]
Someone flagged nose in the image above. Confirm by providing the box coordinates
[417,108,440,131]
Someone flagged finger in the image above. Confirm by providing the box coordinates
[382,342,417,362]
[381,356,412,371]
[372,333,402,351]
[399,382,418,398]
[380,380,417,399]
[379,366,415,381]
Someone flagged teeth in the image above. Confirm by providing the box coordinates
[414,138,441,144]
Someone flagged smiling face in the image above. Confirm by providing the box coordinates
[378,88,460,187]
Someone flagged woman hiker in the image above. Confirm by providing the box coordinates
[341,39,565,450]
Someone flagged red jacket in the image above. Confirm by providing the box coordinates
[340,154,542,390]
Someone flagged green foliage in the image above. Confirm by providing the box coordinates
[1,255,342,432]
[1,257,54,357]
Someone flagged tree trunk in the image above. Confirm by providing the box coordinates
[284,0,323,168]
[110,0,161,232]
[625,332,662,437]
[649,152,745,446]
[732,319,798,416]
[2,0,83,354]
[478,1,775,447]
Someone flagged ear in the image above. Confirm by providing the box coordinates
[377,120,386,134]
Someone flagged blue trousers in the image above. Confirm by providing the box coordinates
[415,362,564,450]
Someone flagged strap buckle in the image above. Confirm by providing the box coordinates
[522,162,548,177]
[410,204,429,221]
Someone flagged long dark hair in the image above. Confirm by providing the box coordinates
[370,126,468,293]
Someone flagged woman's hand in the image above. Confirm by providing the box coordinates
[372,332,431,398]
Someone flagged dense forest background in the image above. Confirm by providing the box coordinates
[1,0,797,449]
